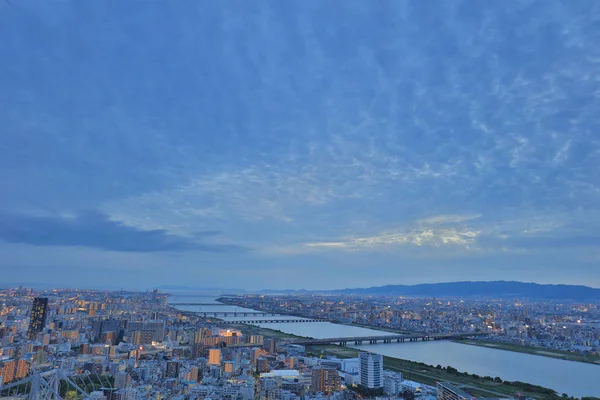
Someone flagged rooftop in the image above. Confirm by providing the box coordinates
[260,370,301,378]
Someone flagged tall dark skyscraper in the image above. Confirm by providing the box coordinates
[27,297,48,340]
[166,361,180,378]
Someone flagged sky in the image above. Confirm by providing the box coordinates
[1,0,600,290]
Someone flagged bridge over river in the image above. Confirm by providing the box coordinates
[175,309,286,318]
[199,311,281,317]
[282,332,487,346]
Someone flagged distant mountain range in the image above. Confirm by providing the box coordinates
[325,281,600,300]
[157,281,600,300]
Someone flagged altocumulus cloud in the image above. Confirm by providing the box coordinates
[0,211,243,253]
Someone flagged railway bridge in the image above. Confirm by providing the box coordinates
[282,332,487,346]
[235,318,324,324]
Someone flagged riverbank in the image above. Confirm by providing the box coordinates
[215,318,570,399]
[458,339,600,365]
[311,345,569,400]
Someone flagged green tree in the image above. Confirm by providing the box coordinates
[446,366,458,374]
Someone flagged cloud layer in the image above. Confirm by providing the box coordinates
[1,0,600,289]
[0,211,242,253]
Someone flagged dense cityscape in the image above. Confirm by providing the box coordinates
[0,287,599,400]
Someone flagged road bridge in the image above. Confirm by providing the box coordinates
[282,332,487,346]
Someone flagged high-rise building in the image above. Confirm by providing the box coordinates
[117,388,135,400]
[255,357,269,373]
[1,359,16,383]
[41,334,50,345]
[210,365,221,379]
[93,319,122,342]
[16,359,30,379]
[131,330,153,346]
[127,320,165,342]
[200,336,240,347]
[28,297,48,340]
[208,349,221,366]
[166,361,180,378]
[288,356,297,368]
[359,352,383,389]
[247,335,263,344]
[251,348,268,363]
[193,330,205,344]
[35,350,48,365]
[189,366,199,381]
[437,382,471,400]
[383,371,404,395]
[115,371,131,389]
[191,344,205,358]
[102,331,117,345]
[263,338,276,353]
[311,367,341,394]
[224,362,234,373]
[60,330,79,341]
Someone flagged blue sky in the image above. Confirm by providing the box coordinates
[1,0,600,290]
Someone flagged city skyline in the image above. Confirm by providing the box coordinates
[2,1,600,290]
[1,287,598,398]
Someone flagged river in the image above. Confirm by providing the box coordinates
[170,293,600,397]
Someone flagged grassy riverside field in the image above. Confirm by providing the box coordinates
[341,321,420,335]
[458,339,600,365]
[309,344,576,400]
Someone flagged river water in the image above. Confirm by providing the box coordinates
[170,294,600,397]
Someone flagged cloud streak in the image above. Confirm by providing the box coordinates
[305,227,480,251]
[418,214,482,225]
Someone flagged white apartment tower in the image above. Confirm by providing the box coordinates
[359,352,383,389]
